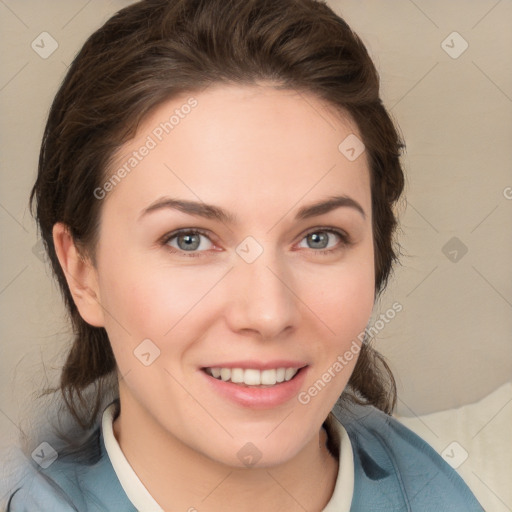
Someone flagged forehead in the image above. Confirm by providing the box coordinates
[102,84,371,222]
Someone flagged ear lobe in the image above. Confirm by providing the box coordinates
[52,222,105,327]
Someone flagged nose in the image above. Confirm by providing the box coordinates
[224,247,300,340]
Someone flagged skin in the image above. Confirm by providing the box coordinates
[54,84,375,511]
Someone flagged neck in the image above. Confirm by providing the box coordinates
[112,390,339,512]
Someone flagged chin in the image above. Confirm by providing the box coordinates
[202,430,311,470]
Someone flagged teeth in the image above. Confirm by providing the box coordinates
[285,368,296,381]
[260,369,274,385]
[245,369,261,385]
[205,367,300,386]
[231,368,244,383]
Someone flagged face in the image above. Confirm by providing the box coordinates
[91,84,375,467]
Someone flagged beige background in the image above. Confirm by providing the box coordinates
[0,0,511,469]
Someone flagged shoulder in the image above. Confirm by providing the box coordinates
[5,427,135,512]
[332,399,485,511]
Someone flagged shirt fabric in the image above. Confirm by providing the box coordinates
[6,398,485,511]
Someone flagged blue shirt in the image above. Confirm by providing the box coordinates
[6,399,484,511]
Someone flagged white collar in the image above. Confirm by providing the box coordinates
[102,402,163,511]
[102,402,353,511]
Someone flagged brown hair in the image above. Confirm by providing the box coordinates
[31,0,404,429]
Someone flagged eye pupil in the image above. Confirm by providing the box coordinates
[308,232,328,249]
[178,233,200,251]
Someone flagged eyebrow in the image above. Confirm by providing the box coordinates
[139,194,366,224]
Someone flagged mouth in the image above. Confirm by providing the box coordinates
[200,363,309,408]
[202,366,303,387]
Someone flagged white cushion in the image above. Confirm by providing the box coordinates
[395,381,512,512]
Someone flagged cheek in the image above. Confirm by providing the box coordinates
[302,248,375,346]
[96,253,226,350]
[295,258,374,418]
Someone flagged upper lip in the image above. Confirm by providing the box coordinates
[201,360,308,370]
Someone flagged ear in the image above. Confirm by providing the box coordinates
[52,222,105,327]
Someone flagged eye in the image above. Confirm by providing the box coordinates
[160,227,352,258]
[297,228,351,255]
[162,229,215,257]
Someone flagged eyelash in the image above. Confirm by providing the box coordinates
[160,227,352,258]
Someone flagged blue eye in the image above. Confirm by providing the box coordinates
[163,229,214,257]
[298,228,350,255]
[161,227,351,258]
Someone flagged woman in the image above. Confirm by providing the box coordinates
[6,0,484,510]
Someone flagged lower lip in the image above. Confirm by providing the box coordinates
[201,367,309,409]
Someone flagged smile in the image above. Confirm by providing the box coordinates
[203,367,300,387]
